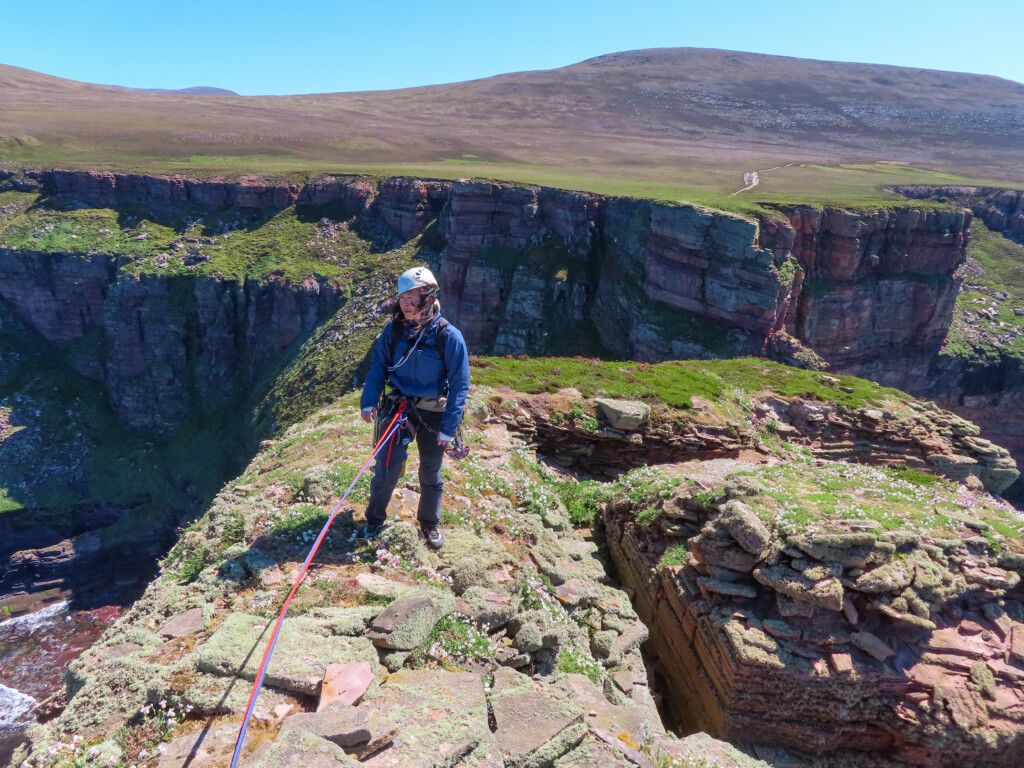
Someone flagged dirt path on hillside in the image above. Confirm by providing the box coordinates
[732,162,798,195]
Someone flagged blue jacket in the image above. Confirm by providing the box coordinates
[360,313,470,439]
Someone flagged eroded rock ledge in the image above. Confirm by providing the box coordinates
[487,384,1017,496]
[605,459,1024,767]
[11,394,774,768]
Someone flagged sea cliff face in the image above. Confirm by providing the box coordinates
[772,205,970,378]
[0,249,341,434]
[7,172,1020,473]
[5,169,1015,489]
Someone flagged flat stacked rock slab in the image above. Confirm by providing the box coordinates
[361,670,496,768]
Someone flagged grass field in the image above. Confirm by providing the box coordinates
[2,48,1023,211]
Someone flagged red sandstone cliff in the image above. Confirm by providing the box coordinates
[3,169,1019,494]
[0,249,341,433]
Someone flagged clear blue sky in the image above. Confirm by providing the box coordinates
[3,0,1022,95]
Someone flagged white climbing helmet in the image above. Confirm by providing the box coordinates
[397,267,438,296]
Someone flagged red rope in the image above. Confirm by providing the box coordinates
[229,400,407,767]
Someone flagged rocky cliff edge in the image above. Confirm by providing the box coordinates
[10,358,1022,768]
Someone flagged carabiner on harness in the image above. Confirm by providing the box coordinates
[444,425,470,461]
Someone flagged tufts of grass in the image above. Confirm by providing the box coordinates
[557,648,602,685]
[635,507,662,527]
[557,481,613,528]
[221,513,246,546]
[661,543,690,567]
[176,546,207,583]
[471,356,909,411]
[270,503,329,543]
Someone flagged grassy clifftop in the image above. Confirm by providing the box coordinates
[0,188,428,284]
[945,219,1024,361]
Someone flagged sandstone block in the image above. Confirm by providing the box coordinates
[355,571,414,599]
[963,565,1020,590]
[553,578,603,608]
[595,399,651,430]
[156,723,238,768]
[456,587,516,629]
[697,577,757,599]
[853,560,914,594]
[554,738,632,767]
[591,727,655,768]
[241,728,361,768]
[365,589,455,650]
[491,671,586,768]
[195,613,377,696]
[591,630,617,658]
[363,670,492,768]
[317,661,374,710]
[157,607,205,639]
[557,674,650,745]
[652,732,773,768]
[281,702,397,758]
[789,532,877,568]
[851,631,895,661]
[309,606,381,636]
[719,500,771,555]
[690,535,758,572]
[450,556,497,595]
[753,565,844,611]
[1010,624,1024,665]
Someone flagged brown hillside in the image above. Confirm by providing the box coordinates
[1,48,1023,186]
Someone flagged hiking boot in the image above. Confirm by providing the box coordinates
[422,525,445,550]
[351,523,383,541]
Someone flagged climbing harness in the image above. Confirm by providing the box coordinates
[377,392,470,463]
[228,401,408,768]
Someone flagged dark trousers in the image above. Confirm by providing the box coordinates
[365,407,445,528]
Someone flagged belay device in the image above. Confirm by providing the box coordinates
[444,424,470,460]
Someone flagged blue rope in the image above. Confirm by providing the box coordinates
[228,406,406,767]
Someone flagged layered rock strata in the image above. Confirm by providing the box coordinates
[768,205,970,383]
[491,388,1018,495]
[0,249,341,434]
[0,170,971,368]
[881,185,1024,499]
[890,186,1024,246]
[16,170,1017,492]
[605,460,1024,767]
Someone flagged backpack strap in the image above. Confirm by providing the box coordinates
[384,317,450,395]
[434,318,449,396]
[387,319,402,365]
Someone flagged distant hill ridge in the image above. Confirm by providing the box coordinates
[119,85,239,95]
[0,48,1022,181]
